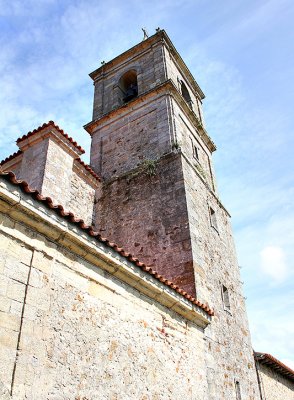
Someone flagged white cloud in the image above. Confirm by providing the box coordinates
[260,246,288,283]
[248,291,294,370]
[0,0,293,369]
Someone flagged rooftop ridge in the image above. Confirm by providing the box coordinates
[76,157,101,181]
[255,352,294,381]
[0,149,23,165]
[16,121,85,155]
[0,170,214,317]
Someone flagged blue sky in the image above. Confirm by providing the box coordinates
[0,0,293,368]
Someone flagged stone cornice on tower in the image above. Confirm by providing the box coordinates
[85,79,216,153]
[89,29,205,101]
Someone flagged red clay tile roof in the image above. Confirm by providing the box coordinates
[0,171,213,317]
[255,352,294,381]
[16,121,85,154]
[0,150,23,165]
[76,157,101,181]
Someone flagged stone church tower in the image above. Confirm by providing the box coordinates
[85,30,259,398]
[4,28,283,399]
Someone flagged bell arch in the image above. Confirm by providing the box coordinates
[118,69,138,103]
[180,80,193,109]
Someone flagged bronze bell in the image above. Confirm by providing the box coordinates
[124,84,138,102]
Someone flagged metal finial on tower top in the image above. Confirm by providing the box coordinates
[142,27,149,40]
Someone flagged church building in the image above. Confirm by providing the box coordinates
[0,29,293,399]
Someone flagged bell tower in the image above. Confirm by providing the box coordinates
[85,29,259,399]
[85,30,217,298]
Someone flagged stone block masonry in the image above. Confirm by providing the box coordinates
[0,176,210,400]
[87,29,260,399]
[89,91,172,180]
[1,122,99,226]
[257,364,294,400]
[1,28,292,399]
[95,152,197,296]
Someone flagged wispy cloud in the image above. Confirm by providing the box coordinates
[249,290,294,365]
[260,246,288,283]
[0,0,293,369]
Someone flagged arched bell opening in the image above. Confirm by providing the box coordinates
[180,80,193,109]
[118,70,138,103]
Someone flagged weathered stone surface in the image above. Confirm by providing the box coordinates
[0,194,208,400]
[89,30,260,399]
[257,363,294,400]
[69,169,96,226]
[0,29,292,400]
[18,138,49,192]
[90,92,171,180]
[0,381,11,400]
[95,152,196,296]
[1,127,99,226]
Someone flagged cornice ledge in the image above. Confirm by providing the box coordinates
[0,180,211,328]
[84,80,216,153]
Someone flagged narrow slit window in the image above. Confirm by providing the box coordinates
[222,285,231,311]
[209,207,218,231]
[180,80,193,109]
[193,145,199,160]
[190,138,199,160]
[235,380,241,400]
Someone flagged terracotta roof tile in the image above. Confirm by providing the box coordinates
[16,121,85,154]
[0,171,214,317]
[255,352,294,381]
[76,157,101,181]
[0,150,23,165]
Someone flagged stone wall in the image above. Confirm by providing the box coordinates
[18,138,49,192]
[41,138,74,207]
[69,167,96,226]
[90,92,172,180]
[92,39,166,120]
[95,152,196,296]
[257,364,294,400]
[163,47,205,126]
[0,177,211,400]
[181,154,259,399]
[172,99,216,191]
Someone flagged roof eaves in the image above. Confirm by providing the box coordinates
[0,170,214,317]
[76,158,101,182]
[0,150,23,166]
[16,121,85,155]
[255,352,294,381]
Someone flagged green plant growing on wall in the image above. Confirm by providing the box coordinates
[195,163,206,180]
[171,140,181,151]
[141,159,157,177]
